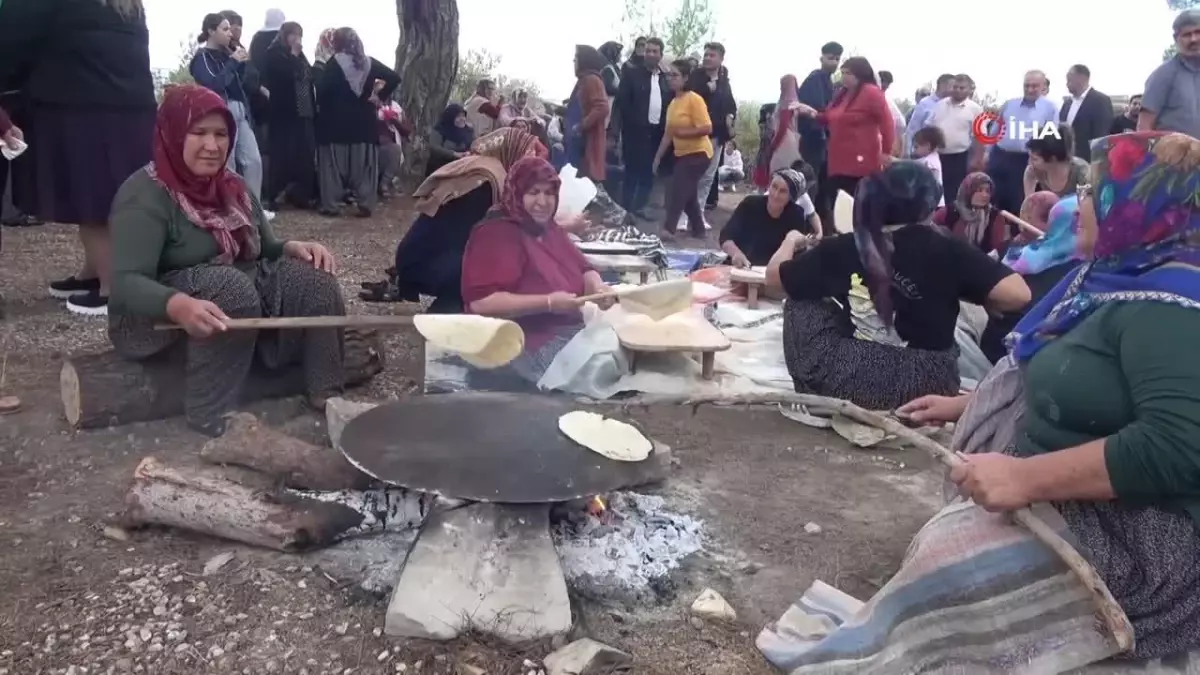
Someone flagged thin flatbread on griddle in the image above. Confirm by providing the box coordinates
[557,411,652,462]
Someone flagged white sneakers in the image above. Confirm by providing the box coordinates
[677,215,713,232]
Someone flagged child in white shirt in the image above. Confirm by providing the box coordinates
[911,126,946,207]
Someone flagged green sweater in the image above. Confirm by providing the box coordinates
[109,169,286,319]
[1017,301,1200,526]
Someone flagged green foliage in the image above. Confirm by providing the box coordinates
[155,36,197,101]
[618,0,716,60]
[449,48,541,107]
[1165,44,1179,61]
[894,98,914,119]
[733,100,762,157]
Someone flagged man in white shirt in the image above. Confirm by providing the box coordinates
[928,74,984,201]
[718,141,745,191]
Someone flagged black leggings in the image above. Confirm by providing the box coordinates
[663,151,710,237]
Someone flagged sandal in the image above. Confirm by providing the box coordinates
[0,395,21,415]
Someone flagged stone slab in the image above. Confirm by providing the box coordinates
[385,502,572,642]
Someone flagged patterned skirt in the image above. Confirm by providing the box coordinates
[781,298,959,410]
[109,258,345,434]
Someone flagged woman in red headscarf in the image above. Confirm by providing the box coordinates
[461,156,616,382]
[107,84,346,437]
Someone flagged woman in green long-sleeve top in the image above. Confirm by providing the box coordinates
[108,84,345,437]
[762,132,1200,672]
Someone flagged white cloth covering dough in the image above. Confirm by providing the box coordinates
[557,411,653,462]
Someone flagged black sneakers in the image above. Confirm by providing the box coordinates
[48,276,100,300]
[66,290,108,317]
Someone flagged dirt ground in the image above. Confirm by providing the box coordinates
[0,193,943,675]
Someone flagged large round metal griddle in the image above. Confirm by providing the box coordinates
[338,392,661,503]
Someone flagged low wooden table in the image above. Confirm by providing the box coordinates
[584,253,656,284]
[730,267,767,309]
[612,314,732,380]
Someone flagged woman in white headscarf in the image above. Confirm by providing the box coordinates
[249,8,285,72]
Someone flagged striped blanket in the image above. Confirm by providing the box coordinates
[757,499,1122,674]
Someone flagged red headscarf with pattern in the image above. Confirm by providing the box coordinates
[150,84,259,263]
[496,155,561,235]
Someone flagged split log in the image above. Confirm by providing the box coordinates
[62,328,387,430]
[595,391,1137,652]
[200,413,371,491]
[124,457,364,552]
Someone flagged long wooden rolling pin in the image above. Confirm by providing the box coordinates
[154,316,417,331]
[602,390,1136,652]
[1000,210,1045,239]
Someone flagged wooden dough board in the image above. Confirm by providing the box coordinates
[729,266,767,285]
[614,313,731,353]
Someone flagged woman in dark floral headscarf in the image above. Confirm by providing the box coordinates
[764,160,1029,409]
[932,171,1009,253]
[863,131,1200,672]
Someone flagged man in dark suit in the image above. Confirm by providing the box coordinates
[1059,64,1113,161]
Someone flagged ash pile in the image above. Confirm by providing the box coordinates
[552,492,705,605]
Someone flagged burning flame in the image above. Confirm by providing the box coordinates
[587,495,607,517]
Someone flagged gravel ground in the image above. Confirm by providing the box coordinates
[0,193,942,675]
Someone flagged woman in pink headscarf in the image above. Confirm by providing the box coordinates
[752,75,803,189]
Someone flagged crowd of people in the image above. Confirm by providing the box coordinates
[0,3,407,317]
[6,1,1200,668]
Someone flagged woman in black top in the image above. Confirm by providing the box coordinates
[426,104,474,177]
[765,161,1030,410]
[313,27,400,218]
[262,22,316,210]
[719,168,819,267]
[10,0,157,316]
[190,13,264,203]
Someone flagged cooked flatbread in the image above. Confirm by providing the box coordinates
[412,314,525,369]
[558,410,653,462]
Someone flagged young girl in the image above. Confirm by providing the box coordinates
[910,126,945,207]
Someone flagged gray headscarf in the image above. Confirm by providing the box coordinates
[261,8,285,32]
[773,168,807,202]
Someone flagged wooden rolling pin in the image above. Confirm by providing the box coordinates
[1000,210,1045,239]
[154,316,416,331]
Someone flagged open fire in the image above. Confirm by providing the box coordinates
[552,492,705,604]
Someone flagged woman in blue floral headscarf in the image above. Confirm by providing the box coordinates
[764,160,1029,410]
[876,132,1200,671]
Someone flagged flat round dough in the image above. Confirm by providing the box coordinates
[558,411,653,462]
[412,314,525,369]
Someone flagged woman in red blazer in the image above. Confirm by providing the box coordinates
[797,57,896,201]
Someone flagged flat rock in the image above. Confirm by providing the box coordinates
[326,397,379,449]
[691,588,737,622]
[544,638,632,675]
[385,503,571,642]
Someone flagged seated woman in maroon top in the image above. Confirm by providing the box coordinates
[461,156,615,383]
[932,172,1009,253]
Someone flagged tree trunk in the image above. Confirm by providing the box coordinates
[200,412,371,491]
[124,457,364,552]
[394,0,460,181]
[61,328,388,430]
